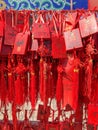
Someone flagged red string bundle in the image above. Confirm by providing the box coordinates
[62,56,79,110]
[84,58,93,101]
[52,60,58,98]
[2,106,9,130]
[91,62,98,103]
[39,58,44,102]
[0,61,8,106]
[43,59,48,108]
[56,64,63,104]
[29,61,36,109]
[47,62,54,99]
[14,60,26,106]
[39,58,48,108]
[7,58,14,103]
[12,103,17,130]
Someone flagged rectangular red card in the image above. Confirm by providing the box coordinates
[16,11,24,32]
[4,26,17,46]
[63,28,83,51]
[5,11,12,26]
[4,11,18,45]
[65,12,77,31]
[32,23,50,39]
[12,31,29,55]
[52,35,66,58]
[79,14,98,38]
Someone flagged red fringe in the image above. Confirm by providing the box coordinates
[91,62,98,103]
[14,62,26,106]
[14,76,23,105]
[47,62,53,99]
[84,58,93,100]
[7,58,14,103]
[61,57,79,110]
[12,103,17,130]
[30,61,36,109]
[56,65,63,104]
[8,74,14,102]
[39,58,48,108]
[1,73,7,102]
[43,60,48,108]
[0,64,7,104]
[39,58,44,102]
[3,106,9,130]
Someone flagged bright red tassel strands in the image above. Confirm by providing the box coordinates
[0,60,8,106]
[91,61,98,103]
[61,55,80,111]
[47,61,54,99]
[43,59,48,109]
[7,57,14,103]
[29,60,36,109]
[21,71,28,103]
[56,64,63,105]
[83,41,94,101]
[12,103,18,130]
[39,58,44,102]
[14,58,26,106]
[39,58,48,108]
[2,106,9,130]
[84,58,93,101]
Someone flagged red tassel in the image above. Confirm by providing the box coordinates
[39,58,48,108]
[47,62,54,99]
[3,106,9,130]
[91,62,98,103]
[14,59,26,106]
[43,59,48,108]
[84,58,93,100]
[52,60,58,98]
[61,56,79,110]
[0,72,7,103]
[56,64,63,104]
[0,61,8,104]
[14,76,22,106]
[29,61,36,109]
[7,58,14,103]
[12,103,17,130]
[39,58,44,102]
